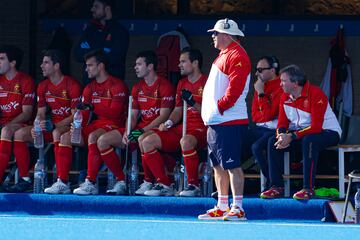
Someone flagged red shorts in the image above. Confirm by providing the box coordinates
[83,119,119,140]
[154,124,207,152]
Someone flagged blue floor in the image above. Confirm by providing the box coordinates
[0,193,357,239]
[0,213,359,240]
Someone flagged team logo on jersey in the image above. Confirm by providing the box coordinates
[62,90,68,99]
[198,87,203,96]
[138,97,147,102]
[303,99,309,108]
[235,61,242,67]
[45,91,51,95]
[154,90,158,98]
[14,84,20,93]
[317,99,324,105]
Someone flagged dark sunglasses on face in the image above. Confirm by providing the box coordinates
[212,31,219,36]
[256,67,272,73]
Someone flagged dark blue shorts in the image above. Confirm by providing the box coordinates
[207,124,247,170]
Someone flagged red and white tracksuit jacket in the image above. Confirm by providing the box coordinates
[277,81,342,138]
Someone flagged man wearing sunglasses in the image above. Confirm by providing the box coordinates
[246,56,283,190]
[200,18,250,221]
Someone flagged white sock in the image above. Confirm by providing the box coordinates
[233,195,243,208]
[217,195,229,211]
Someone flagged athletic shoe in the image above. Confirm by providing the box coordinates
[144,183,174,196]
[135,181,154,195]
[198,206,230,220]
[6,178,32,193]
[135,181,153,195]
[293,188,314,200]
[106,181,127,195]
[44,178,71,194]
[180,184,201,197]
[260,186,284,199]
[223,205,246,221]
[73,179,98,195]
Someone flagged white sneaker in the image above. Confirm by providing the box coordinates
[180,184,201,197]
[106,181,126,195]
[144,183,174,196]
[73,179,98,195]
[44,178,71,194]
[135,181,153,195]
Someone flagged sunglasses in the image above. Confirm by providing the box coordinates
[212,31,220,37]
[256,67,272,73]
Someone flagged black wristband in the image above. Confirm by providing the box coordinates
[291,132,297,140]
[258,93,265,98]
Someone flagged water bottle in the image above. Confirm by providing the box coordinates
[33,159,45,193]
[355,188,360,223]
[173,162,181,191]
[202,162,213,197]
[71,110,83,144]
[33,116,44,149]
[129,161,138,195]
[107,169,116,190]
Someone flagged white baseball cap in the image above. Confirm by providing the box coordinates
[207,18,244,37]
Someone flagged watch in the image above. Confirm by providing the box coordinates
[258,93,265,98]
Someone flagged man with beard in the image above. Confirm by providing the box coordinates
[73,0,129,85]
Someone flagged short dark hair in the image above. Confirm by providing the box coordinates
[181,47,203,69]
[94,0,115,9]
[84,49,109,69]
[279,64,307,86]
[42,49,65,72]
[0,45,24,70]
[136,50,157,71]
[258,55,280,75]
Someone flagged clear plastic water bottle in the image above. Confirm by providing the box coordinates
[71,110,83,144]
[33,159,45,193]
[33,116,44,149]
[107,169,116,190]
[355,188,360,223]
[173,162,181,191]
[202,162,212,197]
[129,161,138,195]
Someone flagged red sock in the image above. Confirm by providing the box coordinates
[143,150,171,186]
[13,141,30,177]
[87,143,102,182]
[183,149,200,186]
[0,140,12,181]
[141,153,154,183]
[163,153,176,173]
[101,147,125,181]
[53,141,60,165]
[57,144,73,182]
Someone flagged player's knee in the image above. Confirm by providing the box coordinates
[0,126,14,139]
[60,132,71,145]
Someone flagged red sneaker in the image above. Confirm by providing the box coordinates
[223,205,246,221]
[260,186,284,199]
[198,206,229,220]
[293,189,314,200]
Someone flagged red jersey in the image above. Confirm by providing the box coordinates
[37,76,82,124]
[82,75,129,127]
[0,72,35,125]
[132,76,175,128]
[251,76,283,129]
[175,74,207,129]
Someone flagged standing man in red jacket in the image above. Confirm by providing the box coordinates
[260,65,341,200]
